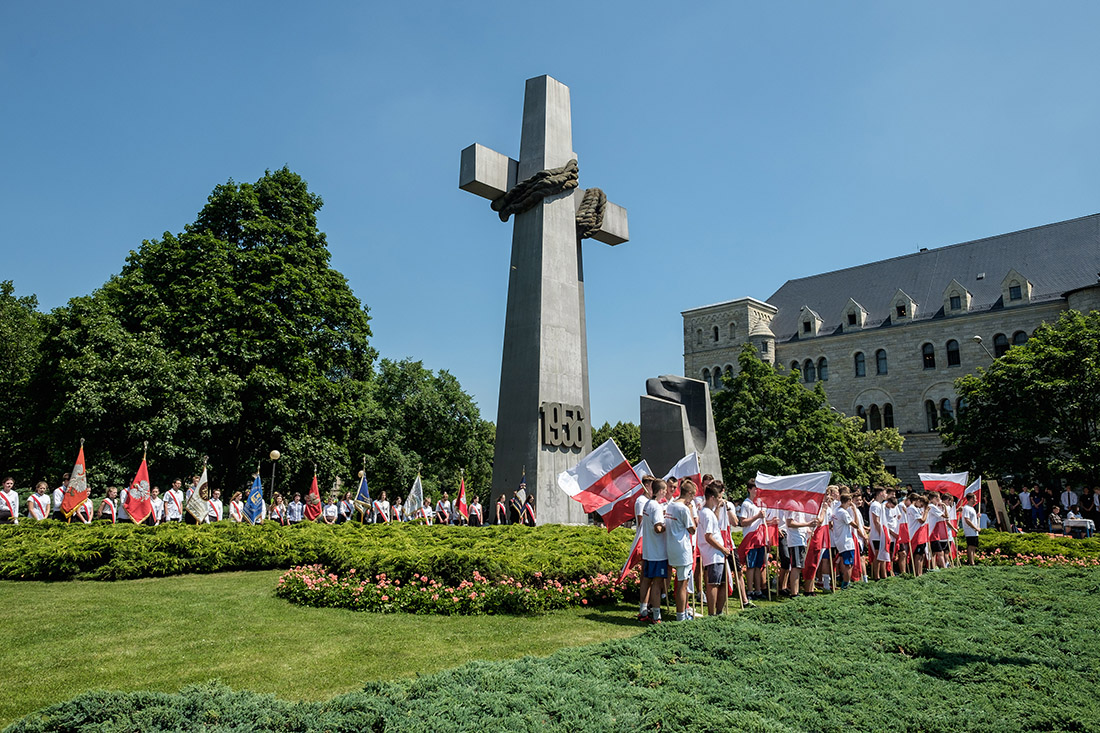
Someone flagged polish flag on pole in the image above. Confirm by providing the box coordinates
[958,476,981,507]
[663,453,701,499]
[557,439,641,513]
[918,472,969,502]
[753,471,832,514]
[303,474,322,521]
[124,454,153,524]
[61,442,90,519]
[597,483,645,532]
[616,533,643,583]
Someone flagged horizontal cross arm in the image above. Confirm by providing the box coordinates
[459,144,518,201]
[575,193,629,246]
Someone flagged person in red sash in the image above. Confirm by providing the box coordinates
[0,477,19,524]
[270,493,289,525]
[469,496,483,527]
[27,482,52,521]
[164,479,185,523]
[148,486,164,525]
[229,491,245,523]
[98,487,119,523]
[495,495,508,525]
[522,495,536,526]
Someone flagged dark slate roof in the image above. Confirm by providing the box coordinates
[767,213,1100,341]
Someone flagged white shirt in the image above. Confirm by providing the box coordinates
[740,499,763,533]
[664,501,695,567]
[1061,491,1079,511]
[117,489,130,520]
[1019,491,1032,510]
[323,503,338,521]
[784,510,811,548]
[830,506,855,552]
[207,499,224,522]
[927,504,945,539]
[28,492,52,519]
[78,498,94,523]
[229,500,244,522]
[868,500,886,542]
[2,489,23,521]
[885,505,900,537]
[698,507,725,567]
[164,489,184,519]
[52,487,66,512]
[150,497,164,523]
[961,505,980,536]
[641,499,668,562]
[905,503,922,537]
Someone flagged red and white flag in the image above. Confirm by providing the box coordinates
[597,483,645,532]
[456,477,469,520]
[918,472,968,501]
[124,456,153,525]
[663,453,701,499]
[754,471,831,514]
[958,476,981,507]
[557,439,641,513]
[801,524,832,583]
[304,474,322,521]
[616,533,643,583]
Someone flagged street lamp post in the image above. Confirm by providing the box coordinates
[268,450,281,505]
[972,335,996,361]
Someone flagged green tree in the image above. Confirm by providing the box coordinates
[592,421,641,464]
[30,168,376,491]
[939,309,1100,485]
[366,359,495,499]
[713,345,903,490]
[0,281,47,483]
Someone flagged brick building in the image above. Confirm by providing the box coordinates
[683,213,1100,486]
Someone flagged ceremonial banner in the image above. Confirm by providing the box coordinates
[663,452,701,499]
[456,477,469,520]
[303,474,322,521]
[60,443,90,519]
[405,474,424,519]
[802,524,831,583]
[736,524,767,564]
[124,456,153,524]
[186,467,210,522]
[556,439,641,513]
[244,475,264,524]
[353,475,371,519]
[754,471,832,514]
[918,472,968,501]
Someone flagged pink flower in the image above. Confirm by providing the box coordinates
[381,595,389,601]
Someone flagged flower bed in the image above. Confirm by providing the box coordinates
[975,547,1100,568]
[276,565,636,615]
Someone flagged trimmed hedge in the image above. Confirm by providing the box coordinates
[0,521,635,584]
[7,566,1099,732]
[977,529,1100,559]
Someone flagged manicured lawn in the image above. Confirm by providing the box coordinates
[0,571,644,728]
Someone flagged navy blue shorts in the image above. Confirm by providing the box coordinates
[746,547,766,569]
[840,550,855,566]
[643,559,669,579]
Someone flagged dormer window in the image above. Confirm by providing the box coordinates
[949,295,961,310]
[1009,284,1022,301]
[896,304,907,318]
[803,321,812,333]
[847,312,857,326]
[1001,270,1032,306]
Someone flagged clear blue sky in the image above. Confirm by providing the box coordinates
[3,2,1099,426]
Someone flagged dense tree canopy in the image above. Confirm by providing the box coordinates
[6,169,492,497]
[713,346,902,490]
[0,281,47,476]
[592,421,640,465]
[939,309,1100,486]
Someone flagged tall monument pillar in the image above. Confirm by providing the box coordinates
[460,76,628,524]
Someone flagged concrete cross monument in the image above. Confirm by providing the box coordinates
[459,75,629,524]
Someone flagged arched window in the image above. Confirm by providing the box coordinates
[713,326,719,342]
[804,359,816,383]
[817,357,829,381]
[791,361,801,376]
[1012,330,1028,346]
[940,398,954,422]
[883,403,894,428]
[869,404,882,431]
[702,368,710,384]
[957,397,967,414]
[729,323,736,340]
[946,339,961,366]
[724,365,733,380]
[925,400,939,432]
[856,405,867,430]
[696,329,703,346]
[993,333,1009,357]
[854,352,866,377]
[876,349,888,375]
[922,343,936,369]
[713,367,722,389]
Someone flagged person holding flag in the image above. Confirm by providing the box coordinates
[829,493,861,589]
[698,483,738,615]
[123,446,154,525]
[639,479,669,624]
[510,473,526,524]
[60,442,91,521]
[186,466,210,525]
[51,473,69,520]
[961,493,981,565]
[738,482,768,600]
[243,474,266,525]
[353,469,371,523]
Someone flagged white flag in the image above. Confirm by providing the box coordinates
[406,475,424,518]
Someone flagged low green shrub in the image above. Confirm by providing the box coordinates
[8,566,1099,732]
[976,529,1100,559]
[0,521,635,583]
